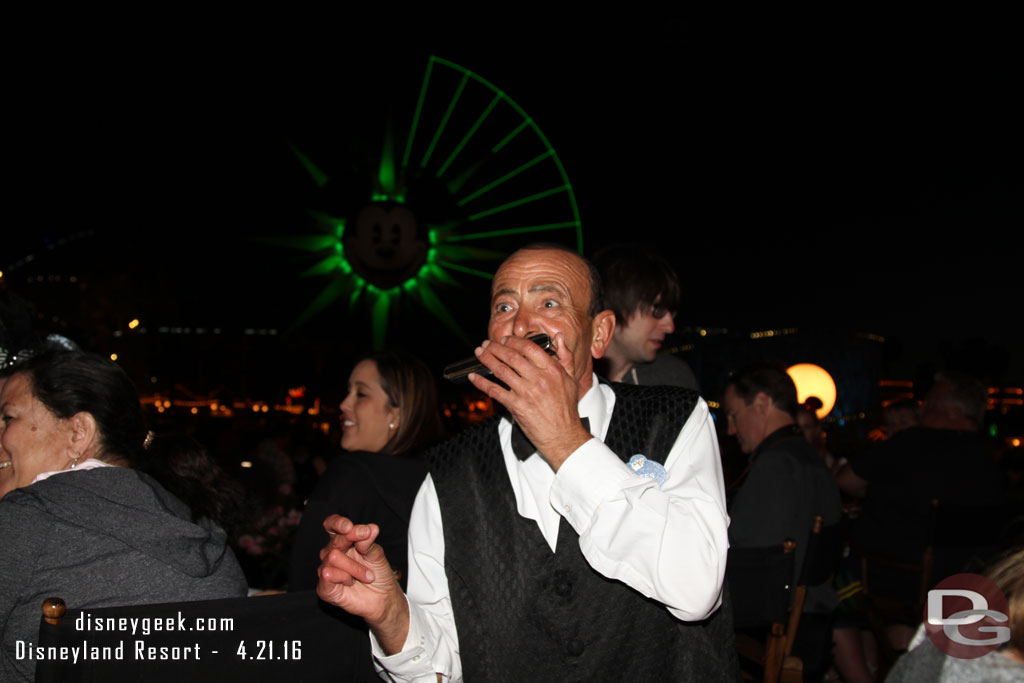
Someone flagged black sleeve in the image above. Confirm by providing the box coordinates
[286,459,357,591]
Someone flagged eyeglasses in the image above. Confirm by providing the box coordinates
[650,302,675,319]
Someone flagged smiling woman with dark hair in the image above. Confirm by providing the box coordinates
[288,349,444,592]
[0,350,247,682]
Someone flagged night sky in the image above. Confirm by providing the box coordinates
[6,20,1022,399]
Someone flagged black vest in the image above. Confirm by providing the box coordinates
[428,383,739,682]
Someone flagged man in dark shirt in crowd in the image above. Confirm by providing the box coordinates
[592,244,699,389]
[836,370,1007,576]
[724,363,842,679]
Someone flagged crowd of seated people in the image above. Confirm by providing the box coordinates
[710,356,1023,682]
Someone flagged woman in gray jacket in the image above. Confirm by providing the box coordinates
[0,350,248,681]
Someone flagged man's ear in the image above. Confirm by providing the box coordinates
[589,310,616,360]
[752,392,773,415]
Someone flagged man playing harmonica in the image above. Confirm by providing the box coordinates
[318,244,735,681]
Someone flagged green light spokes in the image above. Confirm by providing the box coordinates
[282,56,583,346]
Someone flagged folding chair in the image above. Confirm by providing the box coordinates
[728,539,798,683]
[784,515,843,679]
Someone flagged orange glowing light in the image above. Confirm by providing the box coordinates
[786,363,837,419]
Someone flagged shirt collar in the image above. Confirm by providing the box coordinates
[751,424,803,459]
[499,373,615,546]
[499,373,612,443]
[31,458,114,485]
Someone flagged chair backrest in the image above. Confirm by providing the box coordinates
[784,514,842,662]
[35,590,379,683]
[727,539,799,683]
[797,515,843,588]
[727,539,797,629]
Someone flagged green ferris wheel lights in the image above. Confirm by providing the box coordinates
[348,283,364,310]
[436,93,502,178]
[403,55,582,249]
[468,186,569,222]
[302,255,345,277]
[378,123,398,200]
[415,280,470,344]
[370,288,392,351]
[290,278,346,330]
[421,72,470,168]
[456,149,555,207]
[289,145,328,188]
[444,221,580,243]
[547,153,583,254]
[402,57,435,170]
[278,55,583,347]
[437,260,495,280]
[492,119,531,154]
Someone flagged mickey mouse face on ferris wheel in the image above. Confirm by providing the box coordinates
[343,203,428,289]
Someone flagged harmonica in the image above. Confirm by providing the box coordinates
[443,333,554,383]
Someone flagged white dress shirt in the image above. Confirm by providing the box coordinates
[372,376,730,682]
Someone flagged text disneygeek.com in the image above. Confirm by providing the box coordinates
[17,610,303,663]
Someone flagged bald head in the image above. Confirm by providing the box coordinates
[506,244,603,317]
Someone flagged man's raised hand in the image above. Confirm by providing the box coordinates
[468,332,591,470]
[317,515,409,652]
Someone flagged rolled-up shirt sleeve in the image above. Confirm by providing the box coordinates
[549,397,730,621]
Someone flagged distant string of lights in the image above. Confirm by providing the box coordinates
[112,325,279,337]
[141,396,330,433]
[750,328,798,340]
[677,326,730,337]
[668,327,888,345]
[10,274,81,283]
[665,344,695,354]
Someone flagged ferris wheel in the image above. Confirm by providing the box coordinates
[271,55,583,348]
